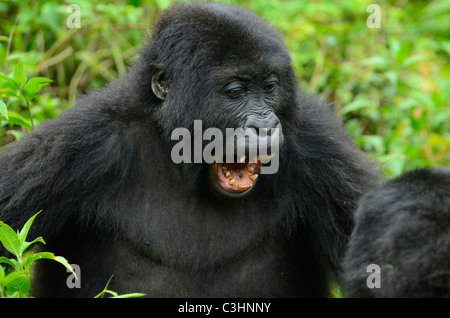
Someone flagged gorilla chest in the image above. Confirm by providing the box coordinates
[116,181,290,269]
[102,177,310,296]
[108,234,304,297]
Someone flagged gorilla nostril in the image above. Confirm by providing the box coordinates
[244,113,281,132]
[272,118,280,128]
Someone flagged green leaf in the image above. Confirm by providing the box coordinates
[23,252,55,268]
[0,265,4,281]
[6,274,30,296]
[13,62,27,88]
[2,270,27,287]
[54,256,78,281]
[0,100,7,120]
[0,87,19,98]
[94,275,144,298]
[112,292,146,298]
[0,221,22,258]
[0,257,20,271]
[401,54,427,69]
[389,38,401,61]
[25,252,78,282]
[5,111,32,129]
[330,283,344,298]
[397,99,418,111]
[94,289,145,298]
[39,3,61,33]
[1,271,30,298]
[340,97,375,115]
[0,73,18,90]
[361,56,391,68]
[18,211,42,250]
[378,154,406,177]
[412,91,436,111]
[23,77,53,98]
[21,237,46,254]
[361,135,385,154]
[102,290,119,298]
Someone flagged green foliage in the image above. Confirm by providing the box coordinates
[94,276,146,298]
[1,62,53,133]
[0,212,144,298]
[0,211,76,298]
[330,283,345,298]
[242,0,449,176]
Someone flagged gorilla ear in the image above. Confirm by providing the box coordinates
[151,70,170,101]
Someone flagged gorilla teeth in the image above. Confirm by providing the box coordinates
[258,153,276,161]
[215,158,261,192]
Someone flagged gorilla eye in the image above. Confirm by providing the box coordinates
[264,83,276,93]
[227,88,245,98]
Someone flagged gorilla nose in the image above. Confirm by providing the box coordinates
[244,113,281,132]
[240,112,283,156]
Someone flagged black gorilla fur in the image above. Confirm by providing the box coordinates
[342,167,450,297]
[0,3,379,297]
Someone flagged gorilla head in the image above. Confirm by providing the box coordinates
[342,167,450,298]
[139,3,293,198]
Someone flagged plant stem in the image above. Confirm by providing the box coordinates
[4,16,19,74]
[26,99,34,129]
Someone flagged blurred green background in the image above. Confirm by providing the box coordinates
[0,0,449,176]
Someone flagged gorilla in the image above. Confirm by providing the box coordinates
[0,2,380,297]
[342,167,450,298]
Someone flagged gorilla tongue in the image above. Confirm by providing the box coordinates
[214,157,261,193]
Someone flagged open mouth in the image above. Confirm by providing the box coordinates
[210,154,274,198]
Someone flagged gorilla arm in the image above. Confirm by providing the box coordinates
[282,93,382,272]
[0,102,134,245]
